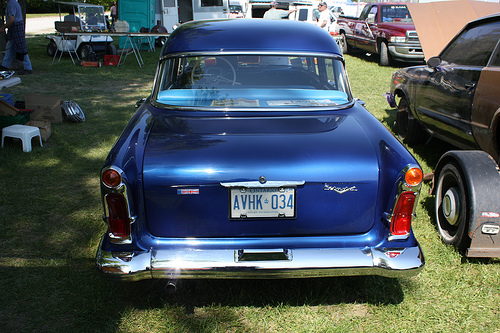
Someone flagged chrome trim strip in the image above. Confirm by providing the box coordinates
[150,100,355,113]
[96,240,424,281]
[387,232,414,242]
[161,51,343,61]
[220,180,305,188]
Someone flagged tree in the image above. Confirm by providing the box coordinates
[28,0,116,14]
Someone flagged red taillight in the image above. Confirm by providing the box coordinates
[106,193,130,238]
[102,169,121,188]
[391,191,416,235]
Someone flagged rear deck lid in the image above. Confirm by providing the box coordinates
[143,114,380,237]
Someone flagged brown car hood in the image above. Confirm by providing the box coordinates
[407,0,500,60]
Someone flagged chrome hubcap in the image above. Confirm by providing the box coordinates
[443,187,460,226]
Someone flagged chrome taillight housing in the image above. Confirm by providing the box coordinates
[391,191,416,236]
[101,166,134,244]
[106,193,131,239]
[388,165,423,241]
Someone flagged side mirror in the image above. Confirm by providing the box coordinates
[427,56,442,69]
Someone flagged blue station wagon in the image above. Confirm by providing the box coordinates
[96,19,425,284]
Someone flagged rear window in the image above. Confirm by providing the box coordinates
[155,55,351,109]
[380,5,412,23]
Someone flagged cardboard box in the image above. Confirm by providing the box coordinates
[25,120,51,141]
[0,99,18,116]
[25,95,62,123]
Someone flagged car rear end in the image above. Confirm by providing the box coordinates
[96,19,424,281]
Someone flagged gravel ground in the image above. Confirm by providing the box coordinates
[26,16,60,35]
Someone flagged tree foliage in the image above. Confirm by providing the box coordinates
[28,0,116,13]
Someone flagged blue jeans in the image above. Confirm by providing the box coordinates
[2,41,32,70]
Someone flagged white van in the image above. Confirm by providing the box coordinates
[159,0,230,31]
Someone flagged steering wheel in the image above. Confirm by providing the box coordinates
[191,57,237,85]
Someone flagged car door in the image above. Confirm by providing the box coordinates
[354,4,376,52]
[414,19,500,149]
[470,43,500,161]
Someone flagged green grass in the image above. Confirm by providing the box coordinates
[1,37,500,332]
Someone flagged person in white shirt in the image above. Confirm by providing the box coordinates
[317,2,331,31]
[263,1,297,20]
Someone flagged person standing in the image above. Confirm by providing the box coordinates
[110,3,117,25]
[64,8,80,23]
[317,2,331,31]
[263,1,297,20]
[0,0,32,74]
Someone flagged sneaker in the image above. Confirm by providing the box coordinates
[0,65,10,71]
[16,69,33,75]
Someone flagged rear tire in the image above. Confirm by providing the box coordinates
[379,41,391,66]
[78,44,94,60]
[396,97,426,145]
[106,44,117,55]
[435,161,471,251]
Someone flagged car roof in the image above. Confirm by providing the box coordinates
[464,12,500,28]
[162,19,342,57]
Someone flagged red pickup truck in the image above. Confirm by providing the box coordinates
[337,2,424,66]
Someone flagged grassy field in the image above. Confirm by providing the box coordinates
[1,36,499,333]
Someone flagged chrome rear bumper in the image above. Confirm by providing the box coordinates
[96,239,424,281]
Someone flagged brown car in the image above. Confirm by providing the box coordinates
[387,13,500,258]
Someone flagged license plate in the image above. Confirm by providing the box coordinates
[229,187,296,219]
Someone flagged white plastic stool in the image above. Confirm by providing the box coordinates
[1,124,43,152]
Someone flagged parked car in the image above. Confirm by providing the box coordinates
[387,14,500,257]
[96,19,425,285]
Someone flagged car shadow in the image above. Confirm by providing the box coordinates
[102,275,407,331]
[0,262,410,331]
[136,275,407,311]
